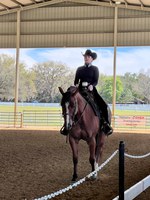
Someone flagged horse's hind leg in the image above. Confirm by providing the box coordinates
[69,136,79,182]
[95,132,106,164]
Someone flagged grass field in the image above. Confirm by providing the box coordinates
[0,105,60,112]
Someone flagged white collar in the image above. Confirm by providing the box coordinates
[84,63,92,67]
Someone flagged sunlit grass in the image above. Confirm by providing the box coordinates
[0,105,60,112]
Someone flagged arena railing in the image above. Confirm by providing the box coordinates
[22,110,63,128]
[0,110,149,133]
[0,112,22,128]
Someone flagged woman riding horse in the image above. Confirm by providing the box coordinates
[61,49,113,136]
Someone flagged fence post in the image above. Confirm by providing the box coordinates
[119,141,125,200]
[20,112,23,128]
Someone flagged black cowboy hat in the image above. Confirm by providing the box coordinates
[83,49,97,60]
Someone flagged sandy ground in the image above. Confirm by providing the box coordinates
[0,129,149,200]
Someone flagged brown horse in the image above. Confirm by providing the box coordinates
[59,86,107,181]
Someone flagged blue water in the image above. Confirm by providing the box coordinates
[0,102,150,111]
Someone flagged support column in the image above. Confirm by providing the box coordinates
[14,10,20,127]
[112,6,118,124]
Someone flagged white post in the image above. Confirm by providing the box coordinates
[14,10,20,127]
[112,6,118,125]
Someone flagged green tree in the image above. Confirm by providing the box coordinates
[98,75,123,103]
[19,64,36,102]
[134,72,150,103]
[121,72,138,101]
[32,61,74,102]
[121,72,150,103]
[120,88,134,103]
[0,54,15,100]
[0,54,36,102]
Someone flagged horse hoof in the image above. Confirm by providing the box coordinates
[71,180,76,184]
[91,174,97,180]
[71,176,78,182]
[71,179,76,182]
[85,174,97,181]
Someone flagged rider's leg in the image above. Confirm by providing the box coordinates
[93,89,113,135]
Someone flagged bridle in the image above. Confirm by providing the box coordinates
[72,99,88,126]
[62,94,88,131]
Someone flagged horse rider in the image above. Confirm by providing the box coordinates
[73,49,113,136]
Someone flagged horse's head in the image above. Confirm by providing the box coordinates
[59,86,79,131]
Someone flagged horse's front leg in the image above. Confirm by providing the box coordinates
[69,136,79,182]
[88,136,97,179]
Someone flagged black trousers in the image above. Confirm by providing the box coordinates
[93,88,111,124]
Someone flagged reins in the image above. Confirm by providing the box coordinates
[72,100,88,126]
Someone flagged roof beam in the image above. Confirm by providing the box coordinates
[30,0,37,3]
[66,0,150,11]
[0,0,150,16]
[139,0,144,9]
[0,2,10,11]
[11,0,24,7]
[0,0,64,15]
[124,0,128,6]
[109,0,112,5]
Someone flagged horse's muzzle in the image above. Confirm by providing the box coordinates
[60,126,70,136]
[66,123,72,131]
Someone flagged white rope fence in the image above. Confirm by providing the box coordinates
[125,152,150,159]
[35,148,150,200]
[35,149,118,200]
[113,143,150,200]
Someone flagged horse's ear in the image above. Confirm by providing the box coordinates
[58,87,64,95]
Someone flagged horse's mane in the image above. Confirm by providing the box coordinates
[61,86,77,106]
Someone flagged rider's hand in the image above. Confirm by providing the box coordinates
[88,85,93,91]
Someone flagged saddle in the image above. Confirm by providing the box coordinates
[80,90,113,135]
[79,89,100,118]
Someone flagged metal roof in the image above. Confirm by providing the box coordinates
[0,0,150,14]
[0,0,150,48]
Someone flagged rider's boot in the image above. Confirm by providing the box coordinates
[102,121,113,136]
